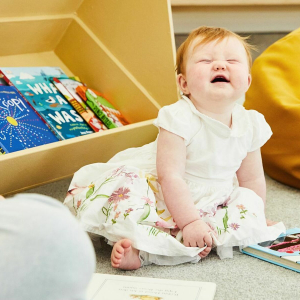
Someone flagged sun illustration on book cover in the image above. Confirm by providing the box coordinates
[0,91,56,150]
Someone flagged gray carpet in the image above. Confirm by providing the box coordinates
[21,173,300,300]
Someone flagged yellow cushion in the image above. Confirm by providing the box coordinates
[244,28,300,189]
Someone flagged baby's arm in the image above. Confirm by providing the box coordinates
[236,148,276,225]
[156,128,212,253]
[236,149,266,204]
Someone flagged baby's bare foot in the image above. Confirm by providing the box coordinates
[111,239,141,270]
[266,219,278,226]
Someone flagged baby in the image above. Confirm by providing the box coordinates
[64,26,285,270]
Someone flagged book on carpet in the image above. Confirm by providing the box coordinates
[51,77,107,132]
[0,85,58,153]
[0,67,94,140]
[76,85,129,129]
[242,227,300,273]
[87,273,216,300]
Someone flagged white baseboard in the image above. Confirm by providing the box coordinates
[172,5,300,34]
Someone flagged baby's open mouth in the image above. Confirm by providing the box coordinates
[211,75,229,83]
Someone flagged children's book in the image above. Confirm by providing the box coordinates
[76,85,129,129]
[0,73,8,86]
[52,77,107,132]
[0,67,94,140]
[0,85,58,153]
[87,273,216,300]
[0,144,6,154]
[242,228,300,273]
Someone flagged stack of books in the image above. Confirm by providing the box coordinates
[0,67,129,154]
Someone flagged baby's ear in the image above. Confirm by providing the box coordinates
[176,74,190,95]
[247,74,252,88]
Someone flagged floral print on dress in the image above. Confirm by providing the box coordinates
[216,206,229,235]
[236,204,247,219]
[109,187,130,203]
[229,223,240,230]
[103,187,132,224]
[65,166,139,216]
[124,208,133,219]
[88,169,160,226]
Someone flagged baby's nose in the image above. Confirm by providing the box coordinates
[213,61,226,70]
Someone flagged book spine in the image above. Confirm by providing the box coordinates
[85,96,118,129]
[0,70,63,141]
[52,78,96,132]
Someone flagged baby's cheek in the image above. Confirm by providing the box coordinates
[233,75,249,90]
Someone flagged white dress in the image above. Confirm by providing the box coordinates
[64,96,285,263]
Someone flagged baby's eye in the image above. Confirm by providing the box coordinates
[199,59,212,63]
[227,59,238,63]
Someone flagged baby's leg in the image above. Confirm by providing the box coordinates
[111,239,141,270]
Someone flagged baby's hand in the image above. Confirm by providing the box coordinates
[182,219,213,258]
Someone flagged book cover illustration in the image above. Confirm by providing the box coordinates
[0,85,58,154]
[87,273,216,300]
[0,143,6,154]
[0,73,8,86]
[52,77,107,132]
[1,67,94,140]
[242,228,300,273]
[76,85,129,129]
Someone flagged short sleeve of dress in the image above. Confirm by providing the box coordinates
[153,100,197,145]
[248,110,273,152]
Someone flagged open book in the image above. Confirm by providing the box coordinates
[87,273,216,300]
[242,228,300,273]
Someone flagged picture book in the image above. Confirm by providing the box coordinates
[0,76,7,86]
[76,85,129,129]
[0,85,58,154]
[1,67,94,140]
[0,144,6,154]
[242,228,300,273]
[52,77,107,132]
[87,273,216,300]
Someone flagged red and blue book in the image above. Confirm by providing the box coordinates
[76,85,129,129]
[0,85,58,154]
[51,77,107,132]
[242,228,300,273]
[0,67,94,140]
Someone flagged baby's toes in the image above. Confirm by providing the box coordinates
[111,256,121,265]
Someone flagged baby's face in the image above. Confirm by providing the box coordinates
[178,36,251,109]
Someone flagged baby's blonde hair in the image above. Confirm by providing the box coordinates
[176,26,256,75]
